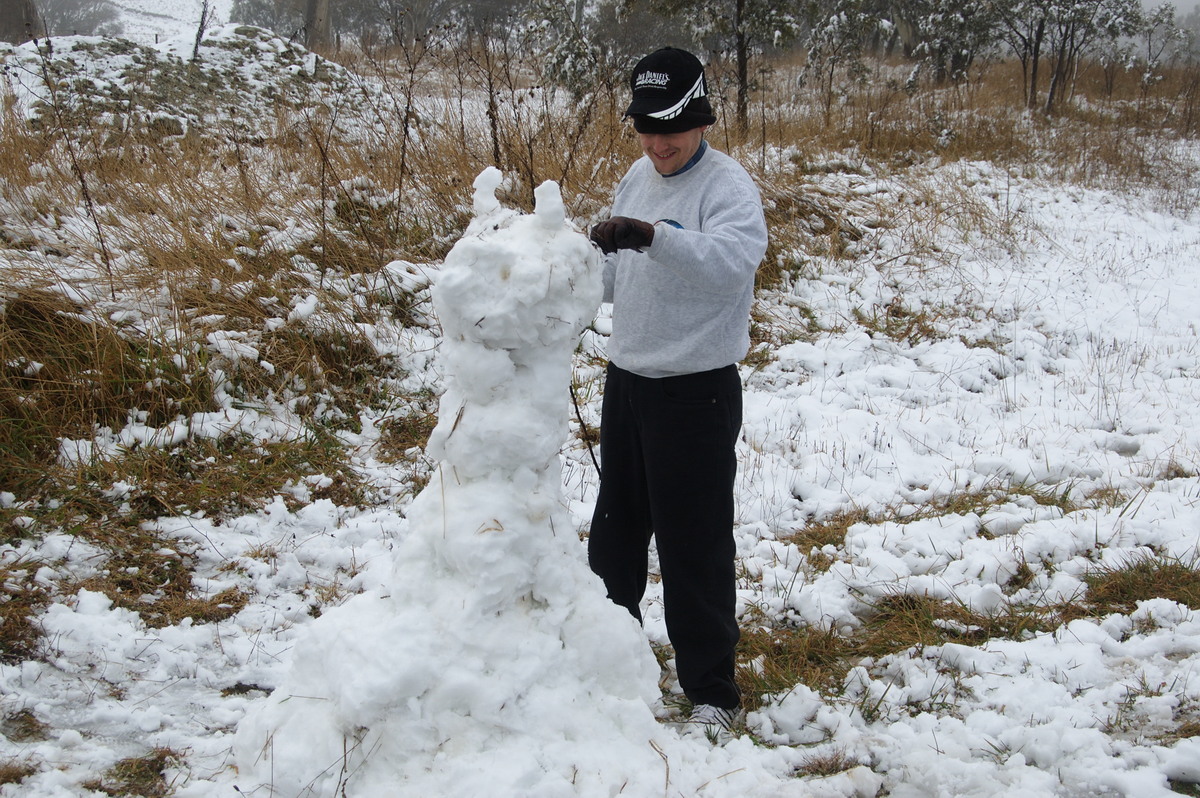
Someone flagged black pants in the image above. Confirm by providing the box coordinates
[587,362,742,710]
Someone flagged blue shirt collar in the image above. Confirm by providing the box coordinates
[663,140,707,178]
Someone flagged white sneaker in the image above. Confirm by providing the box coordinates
[681,704,738,741]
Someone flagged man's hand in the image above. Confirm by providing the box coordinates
[590,217,655,254]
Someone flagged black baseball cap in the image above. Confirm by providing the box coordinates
[625,48,717,134]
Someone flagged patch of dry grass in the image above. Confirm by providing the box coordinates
[782,480,1081,556]
[0,556,50,663]
[0,288,218,498]
[1083,554,1200,615]
[0,759,35,787]
[0,708,49,743]
[781,507,876,555]
[65,522,247,629]
[736,588,1067,717]
[738,612,852,703]
[794,748,862,778]
[736,552,1200,725]
[853,297,949,346]
[83,748,181,798]
[376,409,438,463]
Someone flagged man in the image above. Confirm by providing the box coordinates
[588,47,768,738]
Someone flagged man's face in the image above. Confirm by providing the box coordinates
[638,126,708,175]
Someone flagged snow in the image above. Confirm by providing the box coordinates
[109,1,236,44]
[0,14,1199,798]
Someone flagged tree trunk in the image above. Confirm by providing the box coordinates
[1027,19,1044,111]
[0,0,42,43]
[734,0,749,134]
[1043,23,1073,114]
[304,0,330,50]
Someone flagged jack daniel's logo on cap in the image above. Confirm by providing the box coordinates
[635,70,672,89]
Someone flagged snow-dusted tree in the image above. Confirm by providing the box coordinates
[234,0,328,47]
[0,0,42,42]
[1041,0,1140,111]
[994,0,1051,108]
[528,0,681,103]
[901,0,1003,83]
[1180,5,1200,56]
[996,0,1141,111]
[436,0,537,173]
[1137,3,1188,90]
[803,0,880,120]
[34,0,121,36]
[1095,27,1135,97]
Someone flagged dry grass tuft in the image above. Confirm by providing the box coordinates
[794,748,861,777]
[0,557,50,663]
[1083,554,1200,615]
[67,522,247,629]
[82,748,181,798]
[0,759,35,787]
[783,480,1079,554]
[737,612,855,710]
[737,554,1198,724]
[376,410,438,462]
[782,508,876,554]
[737,587,1066,717]
[1,708,49,742]
[858,590,1060,656]
[853,298,948,346]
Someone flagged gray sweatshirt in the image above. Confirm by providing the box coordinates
[602,143,768,378]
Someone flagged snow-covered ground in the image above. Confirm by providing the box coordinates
[1,20,1200,798]
[110,0,235,44]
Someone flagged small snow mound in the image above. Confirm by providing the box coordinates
[472,166,504,218]
[535,178,567,228]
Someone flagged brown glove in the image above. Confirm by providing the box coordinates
[590,217,655,254]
